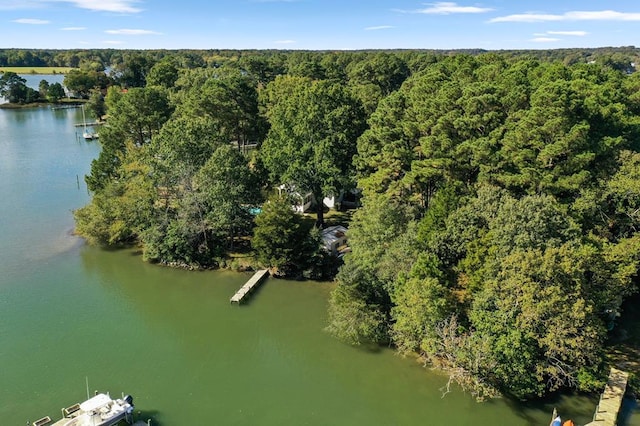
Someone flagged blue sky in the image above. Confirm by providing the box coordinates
[1,0,639,50]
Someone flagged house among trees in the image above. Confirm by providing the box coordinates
[229,139,259,154]
[321,225,348,256]
[278,185,361,214]
[277,184,315,213]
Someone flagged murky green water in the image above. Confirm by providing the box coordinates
[0,104,630,425]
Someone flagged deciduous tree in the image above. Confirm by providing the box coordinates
[261,76,366,225]
[252,194,317,274]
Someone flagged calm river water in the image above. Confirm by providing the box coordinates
[0,102,631,425]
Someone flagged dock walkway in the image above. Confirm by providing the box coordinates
[230,269,269,304]
[73,121,102,127]
[584,367,629,426]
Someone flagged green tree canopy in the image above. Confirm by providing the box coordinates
[261,76,366,225]
[146,56,180,89]
[173,68,266,149]
[330,56,640,399]
[0,72,38,103]
[86,86,173,192]
[63,69,110,98]
[46,82,65,103]
[252,194,319,275]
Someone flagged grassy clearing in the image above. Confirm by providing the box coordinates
[0,66,75,74]
[300,208,354,229]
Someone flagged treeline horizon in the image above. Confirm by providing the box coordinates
[1,45,639,68]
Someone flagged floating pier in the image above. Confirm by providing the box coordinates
[230,269,269,304]
[584,367,629,426]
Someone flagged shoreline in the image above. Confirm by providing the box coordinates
[0,100,85,109]
[0,67,75,74]
[0,102,51,109]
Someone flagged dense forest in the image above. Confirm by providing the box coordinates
[2,46,640,69]
[327,55,640,400]
[11,47,639,400]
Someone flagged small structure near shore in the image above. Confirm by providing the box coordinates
[321,225,348,256]
[230,269,269,304]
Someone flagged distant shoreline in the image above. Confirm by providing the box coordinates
[0,66,75,74]
[0,102,51,109]
[0,99,84,109]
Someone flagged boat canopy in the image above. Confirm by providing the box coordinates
[79,393,111,412]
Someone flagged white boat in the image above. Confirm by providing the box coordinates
[32,392,134,426]
[82,129,98,140]
[81,105,99,140]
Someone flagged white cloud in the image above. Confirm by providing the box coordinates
[274,39,296,44]
[490,13,562,23]
[54,0,142,13]
[567,10,640,21]
[412,2,493,15]
[105,29,161,35]
[491,10,640,23]
[0,0,142,13]
[547,30,588,36]
[12,18,49,24]
[531,37,560,42]
[103,40,124,44]
[529,30,588,42]
[365,25,394,31]
[61,26,86,30]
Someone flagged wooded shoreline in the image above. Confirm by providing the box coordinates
[0,66,74,74]
[6,47,639,401]
[0,101,85,109]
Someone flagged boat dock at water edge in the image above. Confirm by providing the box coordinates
[584,367,629,426]
[230,269,269,304]
[73,121,102,127]
[51,104,82,110]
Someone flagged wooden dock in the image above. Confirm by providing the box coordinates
[230,269,269,304]
[584,367,629,426]
[51,104,81,110]
[73,121,102,127]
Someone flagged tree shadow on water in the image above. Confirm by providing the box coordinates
[500,389,601,426]
[500,392,561,426]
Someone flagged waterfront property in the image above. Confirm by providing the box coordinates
[3,87,634,426]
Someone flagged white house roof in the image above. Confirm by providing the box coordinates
[321,225,347,247]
